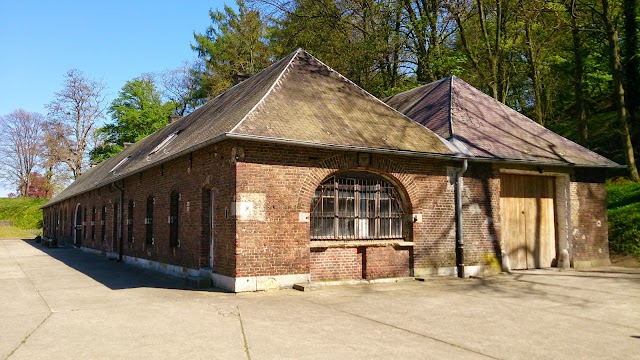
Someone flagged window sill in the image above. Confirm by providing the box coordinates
[310,240,414,248]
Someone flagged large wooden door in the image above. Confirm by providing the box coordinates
[500,174,556,269]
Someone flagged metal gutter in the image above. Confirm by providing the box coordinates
[454,158,468,278]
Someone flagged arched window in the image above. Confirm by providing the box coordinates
[145,196,154,245]
[169,191,180,247]
[311,172,405,240]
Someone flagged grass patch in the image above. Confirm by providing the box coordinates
[0,198,48,229]
[0,226,37,239]
[607,181,640,257]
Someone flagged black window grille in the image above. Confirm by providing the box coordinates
[101,206,106,241]
[145,196,154,245]
[127,200,134,243]
[311,173,405,240]
[84,208,87,240]
[112,203,118,250]
[91,207,95,241]
[169,192,180,247]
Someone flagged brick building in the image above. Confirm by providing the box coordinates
[42,50,621,292]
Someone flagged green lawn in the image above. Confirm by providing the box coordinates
[0,226,37,239]
[607,181,640,257]
[0,197,48,229]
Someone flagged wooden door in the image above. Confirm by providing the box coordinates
[500,174,556,269]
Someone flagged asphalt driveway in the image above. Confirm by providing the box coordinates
[1,239,639,359]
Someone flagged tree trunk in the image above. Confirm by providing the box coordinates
[568,0,588,147]
[525,19,544,125]
[623,0,640,149]
[603,0,640,181]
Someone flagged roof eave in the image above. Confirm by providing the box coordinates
[467,156,626,169]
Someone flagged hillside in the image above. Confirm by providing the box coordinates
[607,181,640,258]
[0,197,48,229]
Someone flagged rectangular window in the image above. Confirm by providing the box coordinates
[91,208,95,241]
[101,206,106,241]
[127,200,134,243]
[145,197,154,245]
[112,203,118,251]
[169,192,180,247]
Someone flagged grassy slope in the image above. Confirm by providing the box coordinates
[0,226,37,239]
[607,181,640,257]
[0,198,48,229]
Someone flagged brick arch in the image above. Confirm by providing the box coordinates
[295,153,419,212]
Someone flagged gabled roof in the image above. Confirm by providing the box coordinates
[385,76,621,168]
[45,49,456,207]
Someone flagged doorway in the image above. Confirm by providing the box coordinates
[500,174,557,269]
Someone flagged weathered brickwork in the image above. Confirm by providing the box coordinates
[571,179,609,264]
[310,248,363,280]
[42,138,611,289]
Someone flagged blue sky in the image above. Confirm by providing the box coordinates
[0,0,227,196]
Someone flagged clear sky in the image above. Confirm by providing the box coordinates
[0,0,227,196]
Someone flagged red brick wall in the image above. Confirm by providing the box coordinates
[43,139,511,281]
[363,246,411,279]
[572,181,609,263]
[44,142,238,276]
[310,248,363,280]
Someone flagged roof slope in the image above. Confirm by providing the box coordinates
[45,49,455,207]
[385,76,621,168]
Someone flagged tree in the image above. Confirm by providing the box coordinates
[192,0,275,98]
[159,60,207,116]
[601,0,640,180]
[17,172,52,198]
[46,69,106,179]
[0,109,44,197]
[91,75,176,163]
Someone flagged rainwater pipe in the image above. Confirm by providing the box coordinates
[455,158,468,278]
[112,181,124,262]
[448,76,469,278]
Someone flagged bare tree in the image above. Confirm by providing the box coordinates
[0,109,44,197]
[46,69,106,179]
[159,60,207,116]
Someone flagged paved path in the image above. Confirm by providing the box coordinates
[1,239,639,359]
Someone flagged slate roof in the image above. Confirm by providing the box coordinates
[385,76,622,168]
[44,49,456,207]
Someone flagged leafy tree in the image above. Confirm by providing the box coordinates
[91,75,176,163]
[192,0,275,99]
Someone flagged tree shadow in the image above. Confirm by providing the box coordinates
[22,239,229,293]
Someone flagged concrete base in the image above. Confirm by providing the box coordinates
[414,265,485,278]
[211,272,311,292]
[573,258,612,269]
[293,277,415,292]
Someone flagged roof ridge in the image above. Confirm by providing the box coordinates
[229,49,302,134]
[451,79,617,164]
[299,51,457,151]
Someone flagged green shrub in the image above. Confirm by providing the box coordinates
[607,182,640,257]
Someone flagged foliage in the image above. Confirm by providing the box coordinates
[91,75,176,163]
[0,197,48,229]
[607,181,640,256]
[192,0,275,99]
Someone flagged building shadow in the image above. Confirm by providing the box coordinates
[22,239,229,293]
